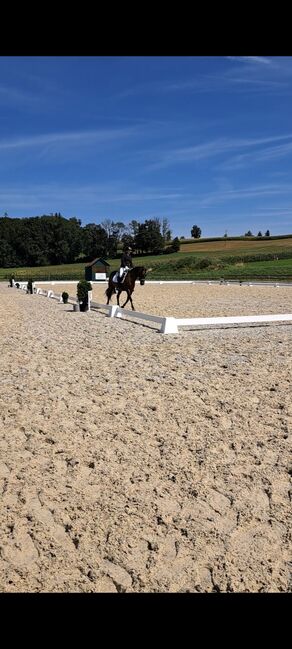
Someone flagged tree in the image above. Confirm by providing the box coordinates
[191,225,201,239]
[66,217,83,262]
[257,231,262,237]
[265,229,271,237]
[100,219,126,242]
[0,238,17,267]
[245,230,253,236]
[135,219,164,254]
[121,233,135,250]
[100,218,113,238]
[82,223,108,259]
[171,237,180,252]
[128,220,140,237]
[113,222,126,241]
[161,217,172,244]
[107,234,119,257]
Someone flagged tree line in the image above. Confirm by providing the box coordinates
[190,225,271,239]
[0,214,180,268]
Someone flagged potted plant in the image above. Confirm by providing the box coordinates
[27,278,33,294]
[62,291,69,304]
[8,274,15,287]
[77,280,92,312]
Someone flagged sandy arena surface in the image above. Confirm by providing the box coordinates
[0,281,291,592]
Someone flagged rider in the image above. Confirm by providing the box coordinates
[117,246,133,285]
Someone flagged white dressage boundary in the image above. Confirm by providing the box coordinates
[12,282,292,335]
[90,301,292,334]
[33,279,292,287]
[160,313,292,334]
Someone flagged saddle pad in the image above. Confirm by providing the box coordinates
[113,272,119,283]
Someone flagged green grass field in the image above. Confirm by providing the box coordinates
[1,236,292,282]
[178,237,292,257]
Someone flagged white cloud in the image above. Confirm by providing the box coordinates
[0,182,185,213]
[200,183,292,206]
[149,134,292,169]
[0,127,137,152]
[226,56,272,66]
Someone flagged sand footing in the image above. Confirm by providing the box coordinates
[0,282,291,592]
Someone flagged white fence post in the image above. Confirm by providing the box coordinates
[161,317,178,334]
[109,305,119,318]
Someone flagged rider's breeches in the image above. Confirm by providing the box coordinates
[119,266,129,278]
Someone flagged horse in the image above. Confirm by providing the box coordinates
[105,266,149,311]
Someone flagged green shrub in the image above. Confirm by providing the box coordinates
[62,291,69,304]
[77,280,92,300]
[77,280,92,311]
[195,257,212,269]
[27,278,33,294]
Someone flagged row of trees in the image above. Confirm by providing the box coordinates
[191,225,272,239]
[0,214,177,268]
[244,230,271,237]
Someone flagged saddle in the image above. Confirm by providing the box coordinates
[113,269,129,284]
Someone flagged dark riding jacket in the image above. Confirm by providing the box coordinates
[120,252,133,268]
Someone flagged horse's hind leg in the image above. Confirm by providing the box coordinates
[106,287,114,305]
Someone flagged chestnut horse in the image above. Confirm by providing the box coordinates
[105,266,148,311]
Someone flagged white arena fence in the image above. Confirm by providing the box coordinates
[11,280,292,335]
[20,279,292,287]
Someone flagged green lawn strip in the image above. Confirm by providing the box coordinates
[1,250,292,282]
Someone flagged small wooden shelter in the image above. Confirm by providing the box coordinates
[85,257,110,281]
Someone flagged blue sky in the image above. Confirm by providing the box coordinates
[1,55,292,238]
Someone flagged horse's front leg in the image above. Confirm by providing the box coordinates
[121,290,131,309]
[129,295,135,310]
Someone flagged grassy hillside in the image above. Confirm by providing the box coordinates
[1,236,292,282]
[178,236,292,256]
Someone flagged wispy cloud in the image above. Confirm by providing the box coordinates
[158,57,292,96]
[0,84,41,107]
[2,181,291,236]
[0,182,185,214]
[148,133,292,169]
[219,139,292,171]
[0,127,138,152]
[226,56,273,66]
[200,183,292,206]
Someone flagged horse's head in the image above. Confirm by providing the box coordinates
[137,266,148,285]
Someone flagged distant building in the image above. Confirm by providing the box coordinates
[85,257,110,281]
